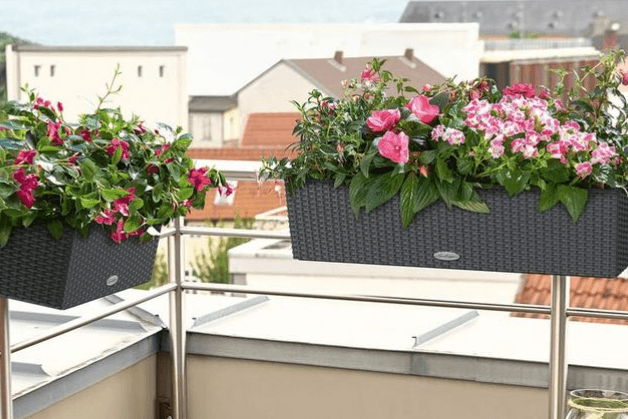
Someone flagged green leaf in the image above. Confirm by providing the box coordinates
[21,213,37,228]
[177,187,194,201]
[557,185,588,223]
[414,177,439,213]
[429,92,450,112]
[537,184,560,212]
[0,121,26,131]
[0,215,12,247]
[419,149,437,165]
[152,183,164,203]
[80,159,98,181]
[543,160,571,183]
[349,172,369,217]
[0,138,27,150]
[80,197,100,209]
[400,173,419,229]
[365,171,404,213]
[457,158,473,175]
[435,158,454,183]
[360,150,377,178]
[112,146,122,165]
[157,204,175,220]
[334,173,346,188]
[130,198,144,211]
[101,188,129,201]
[497,169,530,196]
[453,191,489,213]
[46,220,64,240]
[0,184,14,198]
[124,215,141,233]
[435,178,461,209]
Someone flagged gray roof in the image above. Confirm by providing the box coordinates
[189,95,238,112]
[399,1,628,37]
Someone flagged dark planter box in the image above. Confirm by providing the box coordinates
[0,224,160,309]
[286,180,628,278]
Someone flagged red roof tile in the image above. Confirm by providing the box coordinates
[513,275,628,325]
[240,113,300,147]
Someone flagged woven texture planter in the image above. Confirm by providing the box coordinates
[287,180,628,278]
[0,224,159,309]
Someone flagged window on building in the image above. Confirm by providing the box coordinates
[159,65,165,77]
[34,65,41,77]
[138,65,143,77]
[50,65,55,77]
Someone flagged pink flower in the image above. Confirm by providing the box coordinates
[591,142,616,165]
[106,138,130,161]
[80,129,96,143]
[502,83,535,98]
[360,66,379,83]
[95,209,116,226]
[16,189,35,209]
[377,131,409,164]
[406,95,439,124]
[15,150,37,165]
[13,168,38,208]
[110,219,129,244]
[366,109,401,132]
[422,84,432,92]
[57,102,64,112]
[575,162,593,179]
[47,120,63,145]
[68,153,80,164]
[538,89,550,100]
[623,71,628,86]
[218,182,236,197]
[146,164,159,175]
[182,199,193,208]
[134,122,147,135]
[112,188,136,216]
[188,168,212,191]
[155,144,174,163]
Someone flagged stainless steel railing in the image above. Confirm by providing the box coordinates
[0,162,621,419]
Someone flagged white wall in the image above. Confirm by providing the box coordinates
[237,62,317,134]
[5,46,188,131]
[175,23,481,96]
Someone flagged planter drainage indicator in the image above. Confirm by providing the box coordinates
[434,252,460,262]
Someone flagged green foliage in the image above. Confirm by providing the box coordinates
[0,71,229,245]
[260,50,628,225]
[192,216,255,284]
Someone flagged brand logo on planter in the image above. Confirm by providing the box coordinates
[434,252,460,261]
[106,275,119,286]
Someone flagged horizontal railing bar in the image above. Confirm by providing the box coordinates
[158,228,177,238]
[567,307,628,320]
[180,227,291,240]
[11,283,177,353]
[180,282,551,315]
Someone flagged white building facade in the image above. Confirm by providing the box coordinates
[175,23,482,96]
[5,45,188,130]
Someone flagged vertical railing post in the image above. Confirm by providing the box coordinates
[0,296,13,419]
[168,217,187,419]
[549,275,569,419]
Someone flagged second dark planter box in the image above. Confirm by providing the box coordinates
[286,180,628,278]
[0,224,160,309]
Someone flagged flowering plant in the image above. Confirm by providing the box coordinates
[260,50,628,227]
[0,73,231,246]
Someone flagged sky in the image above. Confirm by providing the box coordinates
[0,0,411,46]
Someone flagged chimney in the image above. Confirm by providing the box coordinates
[334,50,343,64]
[404,48,414,60]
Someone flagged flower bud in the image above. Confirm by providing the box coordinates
[622,71,628,86]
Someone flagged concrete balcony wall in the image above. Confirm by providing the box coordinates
[187,356,547,419]
[25,355,157,419]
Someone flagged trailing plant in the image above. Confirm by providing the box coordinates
[0,69,233,246]
[260,50,628,226]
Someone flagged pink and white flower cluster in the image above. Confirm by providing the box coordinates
[463,94,618,179]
